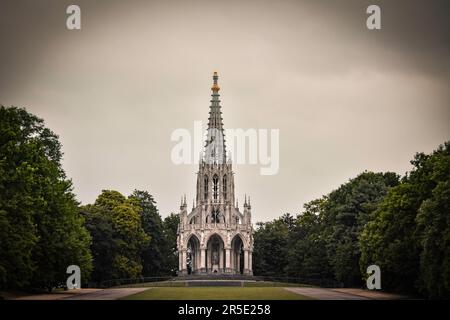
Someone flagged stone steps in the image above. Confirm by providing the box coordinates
[176,274,257,281]
[186,281,246,287]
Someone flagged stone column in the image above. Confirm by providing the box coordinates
[200,249,206,274]
[225,248,231,273]
[196,248,201,274]
[237,252,240,274]
[243,249,249,275]
[180,249,187,275]
[206,249,210,273]
[249,251,253,275]
[192,251,196,273]
[219,247,224,272]
[231,249,235,273]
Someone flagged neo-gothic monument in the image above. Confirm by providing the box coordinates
[177,72,253,276]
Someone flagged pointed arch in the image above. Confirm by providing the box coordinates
[186,233,201,275]
[185,232,201,248]
[230,233,245,274]
[203,175,208,200]
[231,233,246,249]
[223,174,227,200]
[212,174,219,200]
[205,232,226,273]
[205,232,226,245]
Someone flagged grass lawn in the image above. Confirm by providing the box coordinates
[244,281,311,287]
[121,287,311,300]
[115,281,310,288]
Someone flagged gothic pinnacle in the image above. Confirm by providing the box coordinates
[205,70,226,164]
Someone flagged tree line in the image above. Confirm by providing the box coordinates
[253,142,449,299]
[1,106,448,299]
[0,106,178,292]
[81,189,179,285]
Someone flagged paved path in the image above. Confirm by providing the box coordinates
[15,289,102,300]
[63,288,149,300]
[330,288,408,300]
[16,288,149,300]
[285,288,369,300]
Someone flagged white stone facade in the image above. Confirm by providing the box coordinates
[177,72,253,275]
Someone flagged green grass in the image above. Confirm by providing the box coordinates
[115,281,186,288]
[115,280,311,288]
[244,281,311,287]
[121,287,311,300]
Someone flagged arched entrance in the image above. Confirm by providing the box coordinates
[231,235,244,274]
[206,234,225,274]
[186,234,200,274]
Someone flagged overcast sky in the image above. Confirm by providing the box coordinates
[0,0,449,222]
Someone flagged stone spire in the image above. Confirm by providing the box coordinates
[177,72,254,276]
[204,71,226,164]
[180,194,187,209]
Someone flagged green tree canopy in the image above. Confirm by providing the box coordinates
[253,213,293,276]
[360,142,450,297]
[129,189,168,277]
[0,106,92,291]
[253,172,399,287]
[82,190,149,282]
[163,212,180,275]
[286,198,333,280]
[321,171,399,286]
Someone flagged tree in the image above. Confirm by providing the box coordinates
[163,213,180,275]
[31,184,92,291]
[416,180,450,298]
[81,205,117,283]
[0,106,92,291]
[359,182,422,293]
[286,199,333,280]
[82,190,149,282]
[360,142,450,297]
[253,172,398,286]
[253,214,292,276]
[129,190,167,277]
[322,172,399,287]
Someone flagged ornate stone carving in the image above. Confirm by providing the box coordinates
[176,73,253,276]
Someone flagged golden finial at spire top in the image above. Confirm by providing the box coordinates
[212,71,220,91]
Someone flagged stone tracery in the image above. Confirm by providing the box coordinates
[177,72,253,275]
